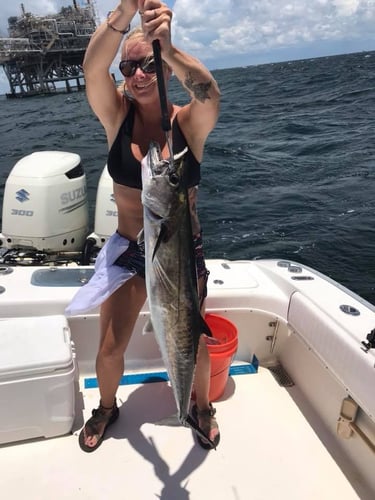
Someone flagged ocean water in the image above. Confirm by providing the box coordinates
[1,50,375,303]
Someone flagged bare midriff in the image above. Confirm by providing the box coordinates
[114,183,144,240]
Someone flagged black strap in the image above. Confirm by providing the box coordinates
[124,103,135,136]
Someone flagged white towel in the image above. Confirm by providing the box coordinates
[65,232,136,316]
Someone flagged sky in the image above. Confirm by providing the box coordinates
[0,0,374,94]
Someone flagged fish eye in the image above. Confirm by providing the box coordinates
[168,173,179,186]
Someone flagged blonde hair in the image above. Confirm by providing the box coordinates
[125,25,144,42]
[122,26,148,60]
[117,26,145,96]
[117,26,172,96]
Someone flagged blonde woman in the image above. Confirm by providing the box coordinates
[67,0,221,452]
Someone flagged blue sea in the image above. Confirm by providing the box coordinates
[1,50,375,303]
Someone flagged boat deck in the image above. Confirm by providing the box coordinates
[0,367,359,500]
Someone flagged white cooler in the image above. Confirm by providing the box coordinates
[0,315,75,445]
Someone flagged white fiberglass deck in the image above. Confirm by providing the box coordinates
[0,367,359,500]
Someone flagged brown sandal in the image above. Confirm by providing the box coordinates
[191,403,220,450]
[78,400,119,453]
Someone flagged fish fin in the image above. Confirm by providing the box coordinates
[184,414,217,450]
[154,413,180,427]
[142,318,154,335]
[152,222,170,261]
[137,228,144,245]
[155,413,216,449]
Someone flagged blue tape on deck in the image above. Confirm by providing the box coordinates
[229,364,257,376]
[84,362,258,389]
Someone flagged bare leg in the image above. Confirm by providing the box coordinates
[193,336,211,409]
[97,275,146,407]
[82,275,146,448]
[192,275,220,443]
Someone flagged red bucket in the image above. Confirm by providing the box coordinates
[205,313,238,401]
[191,314,238,401]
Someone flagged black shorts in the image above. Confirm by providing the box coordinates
[114,232,209,300]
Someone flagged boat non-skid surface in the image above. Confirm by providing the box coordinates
[0,367,359,500]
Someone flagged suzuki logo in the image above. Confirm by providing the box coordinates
[15,189,30,203]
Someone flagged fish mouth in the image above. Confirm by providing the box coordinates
[147,142,165,176]
[145,143,189,180]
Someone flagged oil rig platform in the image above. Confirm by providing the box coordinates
[0,1,98,98]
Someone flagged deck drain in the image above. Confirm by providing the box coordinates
[267,364,295,387]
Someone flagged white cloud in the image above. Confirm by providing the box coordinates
[171,0,374,59]
[0,0,374,93]
[1,0,374,52]
[333,0,360,16]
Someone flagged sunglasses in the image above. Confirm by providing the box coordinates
[119,57,157,77]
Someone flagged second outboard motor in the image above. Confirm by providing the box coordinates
[82,165,117,264]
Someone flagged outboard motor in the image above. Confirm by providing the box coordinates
[0,151,89,259]
[82,165,117,264]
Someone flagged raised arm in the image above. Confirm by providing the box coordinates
[140,0,221,153]
[83,1,139,142]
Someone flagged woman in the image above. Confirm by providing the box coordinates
[68,0,221,452]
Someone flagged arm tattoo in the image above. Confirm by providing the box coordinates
[188,187,201,235]
[184,72,212,103]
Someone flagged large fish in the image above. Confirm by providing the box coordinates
[141,141,215,448]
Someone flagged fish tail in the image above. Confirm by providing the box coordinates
[184,414,217,450]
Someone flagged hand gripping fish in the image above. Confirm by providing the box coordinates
[140,141,215,449]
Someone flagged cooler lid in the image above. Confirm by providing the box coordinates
[0,315,73,379]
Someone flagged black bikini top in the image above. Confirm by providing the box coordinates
[107,105,201,189]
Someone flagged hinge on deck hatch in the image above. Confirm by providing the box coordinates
[337,397,375,453]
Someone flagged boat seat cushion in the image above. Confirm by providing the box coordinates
[288,291,375,421]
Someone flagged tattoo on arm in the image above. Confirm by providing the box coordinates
[188,187,201,235]
[184,72,212,103]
